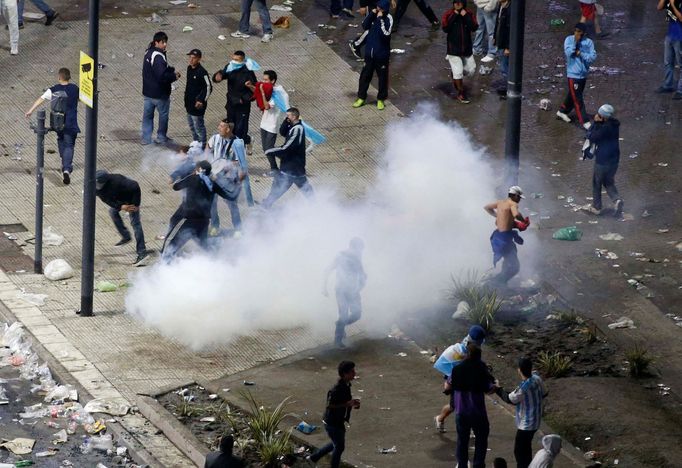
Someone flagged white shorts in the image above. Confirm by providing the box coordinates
[446,55,476,80]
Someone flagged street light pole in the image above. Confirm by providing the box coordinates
[33,109,47,274]
[79,0,100,317]
[504,0,526,187]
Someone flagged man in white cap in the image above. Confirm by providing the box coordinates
[581,104,623,217]
[484,186,529,284]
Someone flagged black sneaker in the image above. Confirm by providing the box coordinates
[673,92,682,100]
[655,86,674,94]
[45,12,59,26]
[134,251,150,267]
[614,199,624,217]
[348,40,361,59]
[115,238,131,247]
[341,7,354,17]
[62,171,70,185]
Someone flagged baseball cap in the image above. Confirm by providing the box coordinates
[597,104,614,118]
[468,325,486,345]
[509,185,525,198]
[187,48,202,57]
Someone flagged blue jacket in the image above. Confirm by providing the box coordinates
[587,118,620,166]
[363,12,393,61]
[142,47,178,99]
[564,35,596,79]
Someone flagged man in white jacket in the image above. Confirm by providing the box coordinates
[1,0,19,55]
[473,0,498,62]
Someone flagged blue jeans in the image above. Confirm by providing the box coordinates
[239,0,272,34]
[18,0,55,23]
[310,424,345,468]
[473,8,497,56]
[663,35,682,92]
[186,114,207,146]
[498,50,509,79]
[141,97,170,144]
[56,131,77,173]
[109,207,146,255]
[330,0,353,15]
[335,289,362,344]
[456,413,489,468]
[262,172,314,208]
[210,194,242,230]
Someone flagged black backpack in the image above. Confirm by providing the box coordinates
[49,90,68,132]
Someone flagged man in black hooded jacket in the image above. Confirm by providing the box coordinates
[95,171,148,266]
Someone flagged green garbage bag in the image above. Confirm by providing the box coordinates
[96,281,118,292]
[552,226,583,241]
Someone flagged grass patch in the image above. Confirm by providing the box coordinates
[243,391,292,467]
[449,270,487,306]
[537,351,573,378]
[552,308,584,326]
[467,290,502,331]
[625,345,655,378]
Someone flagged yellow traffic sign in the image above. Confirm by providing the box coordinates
[79,51,94,108]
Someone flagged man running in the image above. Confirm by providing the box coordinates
[484,186,529,285]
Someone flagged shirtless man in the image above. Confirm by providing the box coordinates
[484,186,528,285]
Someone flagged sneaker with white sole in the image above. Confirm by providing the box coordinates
[10,45,18,55]
[614,199,624,217]
[434,415,446,433]
[556,110,571,123]
[582,205,601,215]
[481,54,495,63]
[230,31,250,39]
[261,33,273,43]
[133,251,150,267]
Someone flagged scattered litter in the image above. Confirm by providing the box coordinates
[452,300,469,319]
[83,398,130,416]
[126,53,134,58]
[116,447,127,456]
[271,5,292,11]
[273,16,290,29]
[96,281,118,292]
[18,290,48,306]
[397,352,407,357]
[550,19,565,26]
[479,65,493,75]
[296,421,318,434]
[53,429,68,444]
[595,249,618,260]
[36,448,59,457]
[169,0,187,4]
[657,162,669,167]
[200,416,216,422]
[208,394,218,400]
[551,173,561,177]
[641,210,651,218]
[531,192,544,199]
[243,380,255,386]
[538,98,551,110]
[675,242,682,252]
[608,316,636,329]
[657,228,670,234]
[44,259,75,281]
[44,226,64,246]
[146,13,163,23]
[379,446,398,454]
[552,226,582,241]
[325,40,334,45]
[599,233,624,241]
[182,26,193,32]
[0,437,35,455]
[628,152,638,159]
[391,49,406,54]
[419,350,430,355]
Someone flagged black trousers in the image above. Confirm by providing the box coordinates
[357,57,389,101]
[514,429,536,468]
[560,77,588,125]
[163,217,210,259]
[394,0,438,27]
[227,102,252,145]
[592,163,620,210]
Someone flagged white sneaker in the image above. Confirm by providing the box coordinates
[556,110,571,123]
[261,33,273,43]
[10,45,18,55]
[230,31,250,39]
[481,54,495,63]
[434,415,446,433]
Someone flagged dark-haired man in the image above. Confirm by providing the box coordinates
[308,361,361,468]
[184,48,212,149]
[556,23,596,128]
[204,435,244,467]
[141,31,181,145]
[25,68,80,184]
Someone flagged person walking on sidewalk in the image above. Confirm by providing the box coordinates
[184,48,212,149]
[577,0,607,38]
[392,0,440,33]
[308,361,361,468]
[213,51,258,153]
[1,0,19,55]
[25,68,79,184]
[473,0,498,63]
[231,0,274,43]
[496,356,548,468]
[450,344,497,468]
[95,171,149,267]
[262,107,313,208]
[353,0,393,111]
[17,0,57,28]
[556,23,596,128]
[141,31,180,145]
[442,0,478,103]
[656,0,682,99]
[581,104,624,217]
[323,238,367,348]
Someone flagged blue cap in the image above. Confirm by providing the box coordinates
[468,325,486,345]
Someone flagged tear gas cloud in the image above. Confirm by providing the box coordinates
[125,111,510,350]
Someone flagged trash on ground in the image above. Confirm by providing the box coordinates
[52,429,68,444]
[552,226,582,241]
[550,19,565,26]
[146,13,163,23]
[452,300,469,319]
[391,49,406,54]
[169,0,187,4]
[36,448,59,457]
[379,446,398,454]
[96,281,118,292]
[641,210,651,218]
[538,98,551,110]
[271,5,292,11]
[18,290,48,306]
[397,352,407,357]
[182,25,193,32]
[657,228,670,234]
[200,416,216,422]
[44,226,64,246]
[273,16,290,28]
[595,249,618,260]
[44,259,75,281]
[296,421,318,434]
[0,437,36,455]
[243,380,255,386]
[608,316,636,329]
[83,398,130,416]
[599,233,624,241]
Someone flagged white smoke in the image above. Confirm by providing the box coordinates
[125,111,509,350]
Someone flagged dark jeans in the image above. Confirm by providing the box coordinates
[163,218,210,259]
[239,0,272,34]
[18,0,55,24]
[56,131,77,173]
[493,242,520,285]
[260,128,278,170]
[393,0,438,27]
[334,288,362,344]
[109,207,146,255]
[262,172,314,208]
[560,77,588,125]
[455,413,490,468]
[358,57,390,101]
[210,195,242,230]
[227,103,252,145]
[330,0,353,15]
[187,114,207,146]
[592,163,620,210]
[310,424,346,468]
[514,429,536,468]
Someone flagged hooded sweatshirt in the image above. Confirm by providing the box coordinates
[587,118,620,166]
[528,435,562,468]
[96,173,141,210]
[363,10,393,61]
[442,2,479,57]
[564,35,596,79]
[142,47,178,99]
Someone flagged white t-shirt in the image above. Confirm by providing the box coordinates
[260,84,289,134]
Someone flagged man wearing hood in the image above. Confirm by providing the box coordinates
[95,171,148,266]
[213,51,258,153]
[442,0,479,103]
[528,435,562,468]
[581,104,623,217]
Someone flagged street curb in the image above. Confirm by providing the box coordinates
[0,301,164,468]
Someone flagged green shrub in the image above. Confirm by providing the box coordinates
[468,290,501,331]
[625,345,655,378]
[242,391,292,466]
[537,351,572,378]
[449,270,487,306]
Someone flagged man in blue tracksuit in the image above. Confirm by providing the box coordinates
[353,0,393,110]
[556,23,596,128]
[141,31,180,145]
